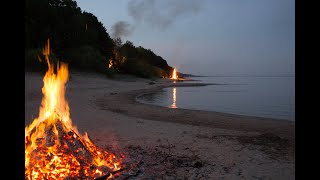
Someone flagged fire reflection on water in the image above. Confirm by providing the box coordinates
[169,87,177,108]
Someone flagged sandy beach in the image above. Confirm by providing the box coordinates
[25,71,295,179]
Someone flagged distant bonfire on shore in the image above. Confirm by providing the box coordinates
[171,68,178,80]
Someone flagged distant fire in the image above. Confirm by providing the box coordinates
[108,59,113,68]
[25,39,123,179]
[171,68,178,80]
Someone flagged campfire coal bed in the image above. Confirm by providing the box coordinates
[25,119,126,180]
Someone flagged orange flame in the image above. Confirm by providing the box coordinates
[171,68,178,80]
[25,39,122,179]
[108,59,113,68]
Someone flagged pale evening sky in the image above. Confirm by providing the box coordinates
[76,0,295,76]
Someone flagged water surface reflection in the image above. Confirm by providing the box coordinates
[169,87,177,108]
[136,76,295,121]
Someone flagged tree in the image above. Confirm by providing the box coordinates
[25,0,173,77]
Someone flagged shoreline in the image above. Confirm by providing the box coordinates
[96,80,295,139]
[136,81,294,122]
[135,86,294,123]
[25,72,295,179]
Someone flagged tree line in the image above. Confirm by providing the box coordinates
[25,0,173,78]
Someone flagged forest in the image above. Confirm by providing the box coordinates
[25,0,173,78]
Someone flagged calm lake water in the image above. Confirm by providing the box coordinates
[136,76,295,121]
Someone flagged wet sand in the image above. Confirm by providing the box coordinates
[25,71,295,179]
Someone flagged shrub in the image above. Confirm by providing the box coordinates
[121,59,166,78]
[64,46,106,70]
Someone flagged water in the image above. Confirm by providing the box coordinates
[136,76,295,121]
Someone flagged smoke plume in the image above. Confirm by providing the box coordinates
[128,0,203,30]
[111,21,134,39]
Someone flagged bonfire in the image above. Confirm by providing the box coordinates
[25,39,123,180]
[171,68,178,80]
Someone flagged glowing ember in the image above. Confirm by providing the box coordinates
[25,39,123,180]
[171,68,178,80]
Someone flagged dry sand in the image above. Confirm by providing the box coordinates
[25,71,295,179]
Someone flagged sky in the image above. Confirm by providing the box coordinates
[76,0,295,76]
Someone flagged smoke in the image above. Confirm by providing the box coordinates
[111,21,134,39]
[128,0,204,30]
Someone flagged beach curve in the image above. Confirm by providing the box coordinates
[95,81,295,139]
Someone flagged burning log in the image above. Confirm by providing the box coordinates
[25,39,123,180]
[94,168,127,180]
[25,112,122,179]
